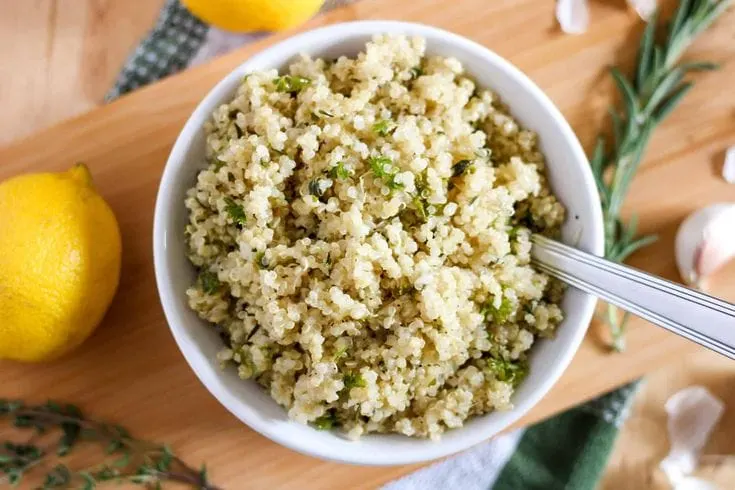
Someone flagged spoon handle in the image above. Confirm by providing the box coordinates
[531,234,735,359]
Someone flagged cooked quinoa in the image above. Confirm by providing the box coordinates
[184,35,565,439]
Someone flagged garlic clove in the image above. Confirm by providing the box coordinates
[660,387,724,490]
[672,478,718,490]
[627,0,657,20]
[675,204,735,288]
[556,0,590,35]
[723,146,735,184]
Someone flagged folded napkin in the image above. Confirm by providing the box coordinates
[109,2,640,488]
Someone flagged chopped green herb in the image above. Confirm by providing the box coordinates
[452,160,473,177]
[259,345,274,360]
[333,345,348,360]
[387,179,405,190]
[223,197,246,226]
[199,271,220,295]
[369,156,392,178]
[236,347,258,376]
[329,161,351,180]
[395,281,414,296]
[313,412,338,430]
[308,179,324,197]
[317,109,335,118]
[412,194,429,221]
[273,75,311,94]
[481,297,514,325]
[372,119,395,136]
[368,155,404,190]
[212,158,225,171]
[343,373,366,390]
[410,66,423,79]
[487,358,528,387]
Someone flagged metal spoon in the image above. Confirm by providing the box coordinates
[531,234,735,359]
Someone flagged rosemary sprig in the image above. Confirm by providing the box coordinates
[591,0,731,351]
[0,400,220,490]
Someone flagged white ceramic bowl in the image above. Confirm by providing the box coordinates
[153,20,604,466]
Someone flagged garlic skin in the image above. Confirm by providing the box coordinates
[556,0,590,34]
[556,0,655,35]
[660,386,724,490]
[723,146,735,184]
[628,0,657,20]
[675,204,735,288]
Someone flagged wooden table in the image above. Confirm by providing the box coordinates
[1,0,734,488]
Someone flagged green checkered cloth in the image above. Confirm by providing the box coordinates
[106,0,207,101]
[110,2,639,488]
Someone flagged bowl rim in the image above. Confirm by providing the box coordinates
[153,19,605,466]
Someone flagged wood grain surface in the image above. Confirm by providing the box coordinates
[0,0,734,488]
[0,0,165,146]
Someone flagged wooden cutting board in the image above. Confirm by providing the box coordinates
[1,0,733,488]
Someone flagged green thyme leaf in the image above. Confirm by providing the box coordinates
[386,179,405,190]
[368,155,404,190]
[57,420,80,456]
[343,373,367,390]
[313,412,338,430]
[412,194,430,221]
[223,197,246,226]
[508,226,522,239]
[273,75,311,94]
[308,179,324,197]
[369,155,392,178]
[372,119,395,136]
[333,345,348,360]
[329,161,351,180]
[487,358,528,387]
[199,270,220,295]
[43,464,72,488]
[0,401,216,489]
[481,297,514,325]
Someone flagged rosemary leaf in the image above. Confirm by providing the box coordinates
[609,67,639,120]
[635,11,657,90]
[652,82,694,123]
[590,0,730,350]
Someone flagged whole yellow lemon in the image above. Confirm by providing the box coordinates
[182,0,326,33]
[0,164,122,362]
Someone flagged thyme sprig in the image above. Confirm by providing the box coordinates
[0,400,220,489]
[590,0,730,351]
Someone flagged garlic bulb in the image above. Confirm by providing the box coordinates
[675,204,735,288]
[556,0,656,34]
